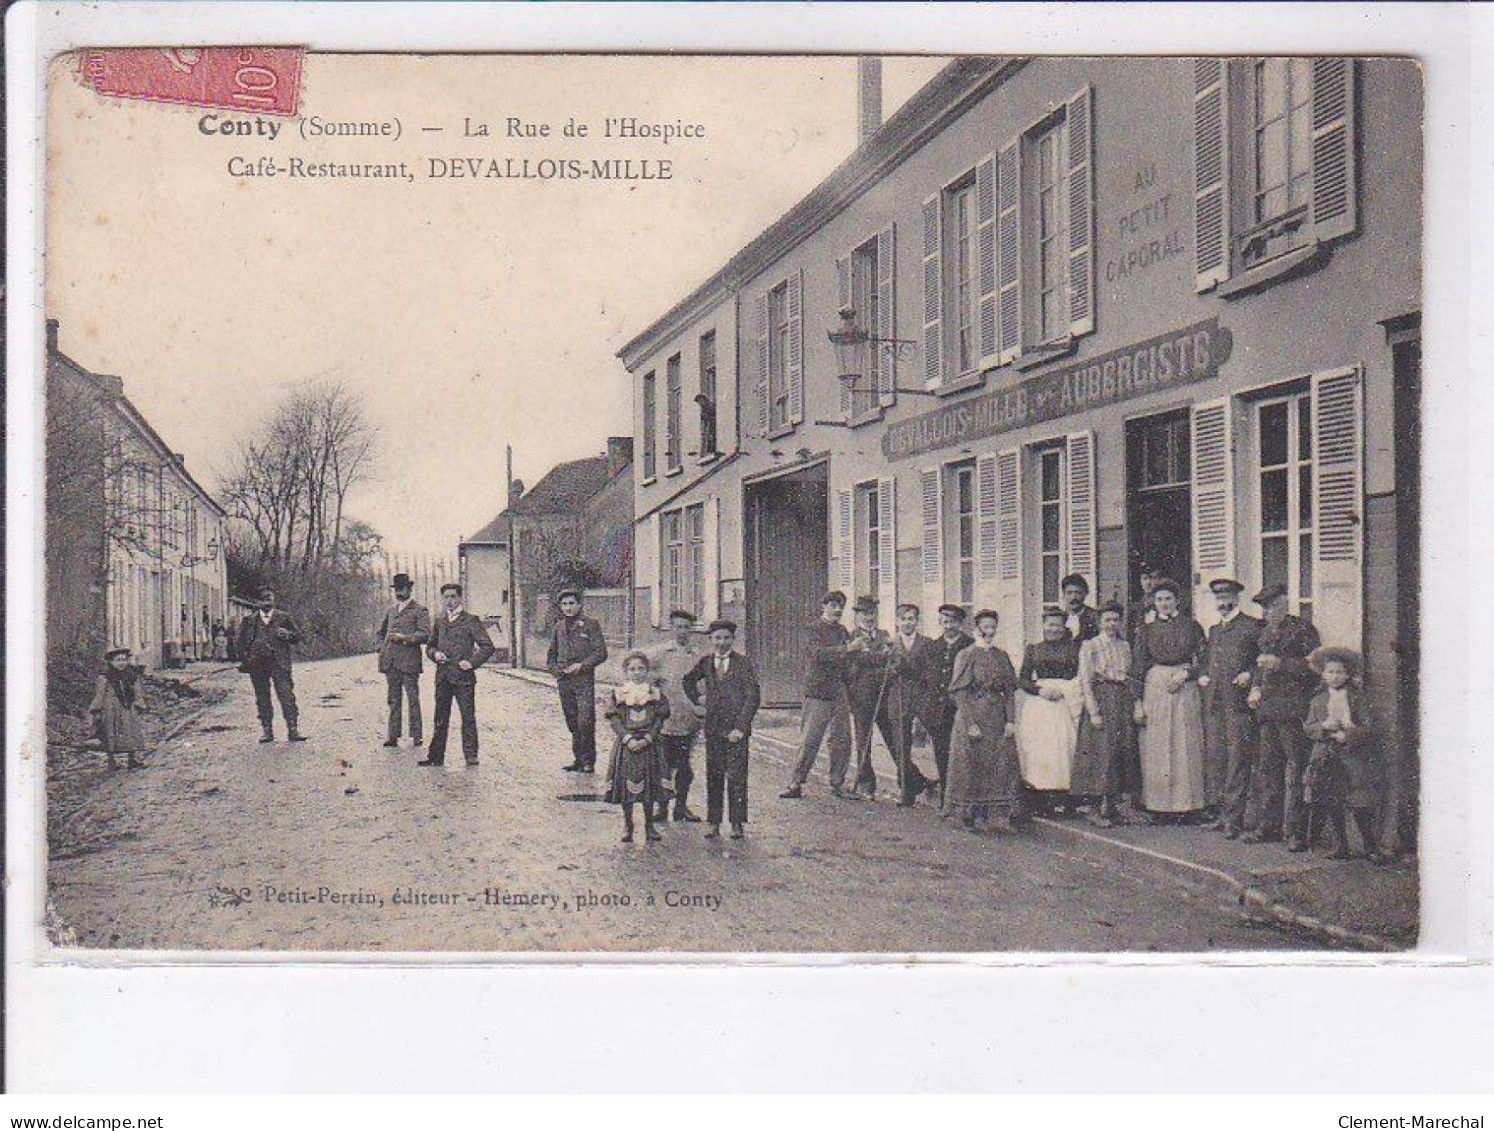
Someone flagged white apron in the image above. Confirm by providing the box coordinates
[1016,677,1083,790]
[1140,664,1206,812]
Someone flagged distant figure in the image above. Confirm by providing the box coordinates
[547,587,609,773]
[236,586,305,744]
[377,572,432,749]
[683,620,761,841]
[211,620,228,662]
[420,582,495,767]
[89,647,149,770]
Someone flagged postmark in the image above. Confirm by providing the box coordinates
[75,47,304,117]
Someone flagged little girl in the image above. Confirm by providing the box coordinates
[604,651,672,843]
[1302,645,1388,863]
[88,647,149,770]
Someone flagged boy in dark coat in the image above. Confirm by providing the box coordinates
[683,620,761,840]
[547,587,610,772]
[420,583,495,767]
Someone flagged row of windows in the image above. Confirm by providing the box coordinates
[640,330,718,482]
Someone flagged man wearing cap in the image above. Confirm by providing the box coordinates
[547,587,609,772]
[914,604,975,804]
[1197,577,1262,834]
[420,583,495,767]
[1244,584,1321,847]
[377,572,432,748]
[845,594,904,800]
[781,591,854,800]
[682,619,761,839]
[236,586,306,744]
[1060,574,1100,644]
[884,602,935,806]
[648,609,705,822]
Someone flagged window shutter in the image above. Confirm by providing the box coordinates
[1311,57,1358,241]
[787,269,805,425]
[975,452,1000,611]
[836,255,853,419]
[922,193,942,389]
[1311,368,1363,647]
[877,223,897,407]
[836,487,854,592]
[877,476,898,631]
[1064,430,1097,599]
[976,154,999,367]
[1193,58,1230,292]
[1066,86,1095,337]
[997,140,1022,363]
[919,466,944,617]
[995,447,1024,653]
[635,514,661,629]
[754,292,769,437]
[1190,397,1235,619]
[702,495,720,623]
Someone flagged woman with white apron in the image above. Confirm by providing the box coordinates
[1131,578,1207,818]
[1016,606,1084,812]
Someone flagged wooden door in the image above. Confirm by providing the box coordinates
[746,473,829,706]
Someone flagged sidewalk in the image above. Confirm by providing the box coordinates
[496,666,1417,951]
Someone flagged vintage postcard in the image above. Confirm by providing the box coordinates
[40,48,1423,956]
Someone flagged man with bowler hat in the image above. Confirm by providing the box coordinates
[236,586,306,744]
[1197,577,1261,833]
[377,572,431,748]
[682,620,761,840]
[547,586,609,772]
[420,582,495,767]
[1244,583,1321,847]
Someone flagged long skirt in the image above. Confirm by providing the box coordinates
[1139,665,1205,813]
[604,735,669,807]
[943,712,1019,820]
[1016,679,1081,791]
[1072,680,1134,798]
[95,696,147,753]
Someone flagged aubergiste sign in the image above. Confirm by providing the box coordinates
[882,318,1233,461]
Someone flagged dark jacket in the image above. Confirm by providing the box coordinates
[1303,684,1383,807]
[427,610,496,684]
[1251,614,1322,721]
[1063,604,1101,645]
[546,614,609,684]
[683,651,762,738]
[802,618,850,701]
[1201,612,1263,713]
[237,609,300,673]
[920,631,975,706]
[377,600,432,675]
[845,627,895,705]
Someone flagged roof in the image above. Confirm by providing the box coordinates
[462,511,511,546]
[508,454,611,516]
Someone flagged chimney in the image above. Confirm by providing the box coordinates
[857,57,883,146]
[46,318,59,355]
[606,436,634,479]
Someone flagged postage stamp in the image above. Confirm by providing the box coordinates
[74,47,303,117]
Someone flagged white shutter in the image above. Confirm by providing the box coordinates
[1194,58,1230,292]
[1311,368,1363,647]
[636,514,661,629]
[877,476,897,631]
[702,495,720,623]
[754,292,770,437]
[976,154,999,367]
[975,452,1000,611]
[1066,85,1095,337]
[1190,397,1236,619]
[1064,431,1097,599]
[836,487,854,593]
[995,447,1024,654]
[877,223,897,407]
[787,269,805,425]
[996,139,1022,363]
[919,466,944,617]
[1311,57,1358,241]
[837,254,853,419]
[921,193,943,389]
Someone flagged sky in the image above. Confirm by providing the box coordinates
[45,53,948,558]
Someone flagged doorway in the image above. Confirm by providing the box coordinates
[1126,410,1192,610]
[744,462,830,706]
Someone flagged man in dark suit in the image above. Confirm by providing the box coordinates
[547,587,609,772]
[377,572,432,748]
[1125,563,1163,648]
[914,604,975,805]
[1198,577,1262,834]
[1060,573,1101,644]
[683,619,761,840]
[237,586,306,744]
[887,602,935,807]
[420,582,495,767]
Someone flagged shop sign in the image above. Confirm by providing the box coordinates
[882,318,1232,461]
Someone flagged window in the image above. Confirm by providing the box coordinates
[1252,57,1313,225]
[662,504,706,616]
[849,237,881,419]
[641,371,656,480]
[686,504,705,616]
[662,509,683,614]
[665,353,682,473]
[858,482,881,596]
[943,177,979,376]
[1256,394,1314,623]
[698,331,718,457]
[1033,119,1070,345]
[1039,448,1064,606]
[954,464,976,614]
[768,282,789,433]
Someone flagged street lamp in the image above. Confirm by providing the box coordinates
[826,310,938,410]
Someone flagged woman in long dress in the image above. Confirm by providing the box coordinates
[1072,601,1137,827]
[942,609,1020,834]
[88,647,149,770]
[1131,579,1206,818]
[1016,606,1083,811]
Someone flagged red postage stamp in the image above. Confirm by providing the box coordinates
[75,48,304,117]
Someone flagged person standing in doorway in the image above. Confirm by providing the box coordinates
[1126,563,1164,648]
[377,572,431,749]
[547,587,609,773]
[781,591,853,800]
[683,620,761,840]
[1132,578,1206,820]
[649,609,705,823]
[1198,577,1262,836]
[1244,584,1321,848]
[1060,574,1100,644]
[420,582,495,767]
[236,586,306,744]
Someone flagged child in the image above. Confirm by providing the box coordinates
[604,651,671,843]
[88,647,149,770]
[1302,645,1388,864]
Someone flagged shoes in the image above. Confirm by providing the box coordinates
[704,824,721,839]
[287,730,308,742]
[465,759,479,767]
[830,785,854,800]
[646,827,663,842]
[674,806,702,822]
[896,799,916,809]
[729,825,744,840]
[382,739,399,748]
[417,757,443,767]
[1327,847,1353,861]
[1222,826,1242,840]
[1286,837,1308,853]
[779,786,803,800]
[581,764,596,774]
[621,830,634,843]
[1085,811,1114,829]
[412,739,424,747]
[1368,850,1393,866]
[562,762,584,772]
[259,729,274,744]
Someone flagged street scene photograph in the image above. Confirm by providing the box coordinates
[39,50,1422,954]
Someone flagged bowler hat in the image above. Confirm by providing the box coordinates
[440,582,462,596]
[707,619,737,635]
[937,603,967,620]
[1309,645,1362,676]
[1253,583,1289,607]
[852,595,879,614]
[391,573,413,590]
[1209,577,1245,594]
